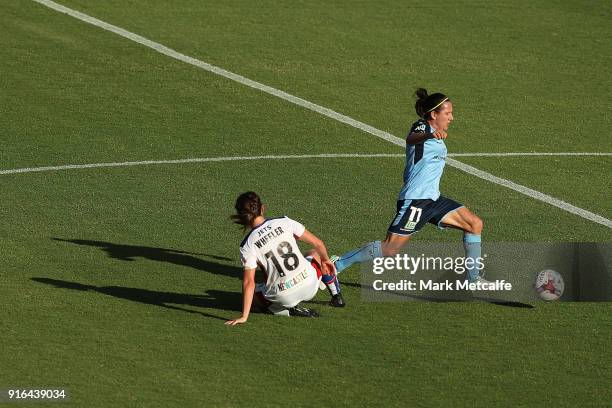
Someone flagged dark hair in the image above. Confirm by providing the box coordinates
[231,191,263,228]
[415,88,450,119]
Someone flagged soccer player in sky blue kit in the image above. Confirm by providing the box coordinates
[333,88,487,284]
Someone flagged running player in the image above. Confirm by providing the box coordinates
[332,88,488,284]
[225,192,344,325]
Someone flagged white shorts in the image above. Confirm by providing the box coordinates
[264,260,321,309]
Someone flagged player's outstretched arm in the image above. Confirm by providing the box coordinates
[298,230,334,275]
[225,268,256,326]
[406,131,432,145]
[406,130,446,144]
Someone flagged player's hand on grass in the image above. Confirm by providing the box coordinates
[225,316,248,326]
[433,129,447,139]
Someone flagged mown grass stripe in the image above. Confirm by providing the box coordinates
[30,0,612,229]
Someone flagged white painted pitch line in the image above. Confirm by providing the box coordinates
[28,0,612,229]
[30,0,403,148]
[446,158,612,228]
[450,152,612,157]
[0,154,403,175]
[3,152,608,175]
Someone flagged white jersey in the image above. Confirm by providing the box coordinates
[240,216,317,305]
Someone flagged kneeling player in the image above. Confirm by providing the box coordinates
[225,192,344,326]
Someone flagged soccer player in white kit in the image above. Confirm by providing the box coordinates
[225,192,344,325]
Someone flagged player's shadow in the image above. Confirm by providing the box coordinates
[31,277,241,321]
[52,238,240,280]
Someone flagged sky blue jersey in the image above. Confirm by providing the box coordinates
[398,119,447,201]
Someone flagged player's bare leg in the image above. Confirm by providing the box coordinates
[381,233,412,256]
[306,250,345,307]
[440,207,487,283]
[439,207,483,234]
[305,249,321,264]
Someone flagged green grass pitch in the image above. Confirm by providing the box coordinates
[2,0,611,406]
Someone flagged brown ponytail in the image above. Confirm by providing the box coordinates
[231,191,263,228]
[414,88,450,119]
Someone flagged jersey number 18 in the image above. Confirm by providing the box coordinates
[264,241,299,277]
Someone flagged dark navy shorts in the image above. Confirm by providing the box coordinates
[387,196,463,236]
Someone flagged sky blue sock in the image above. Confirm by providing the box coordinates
[464,233,482,282]
[335,241,382,273]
